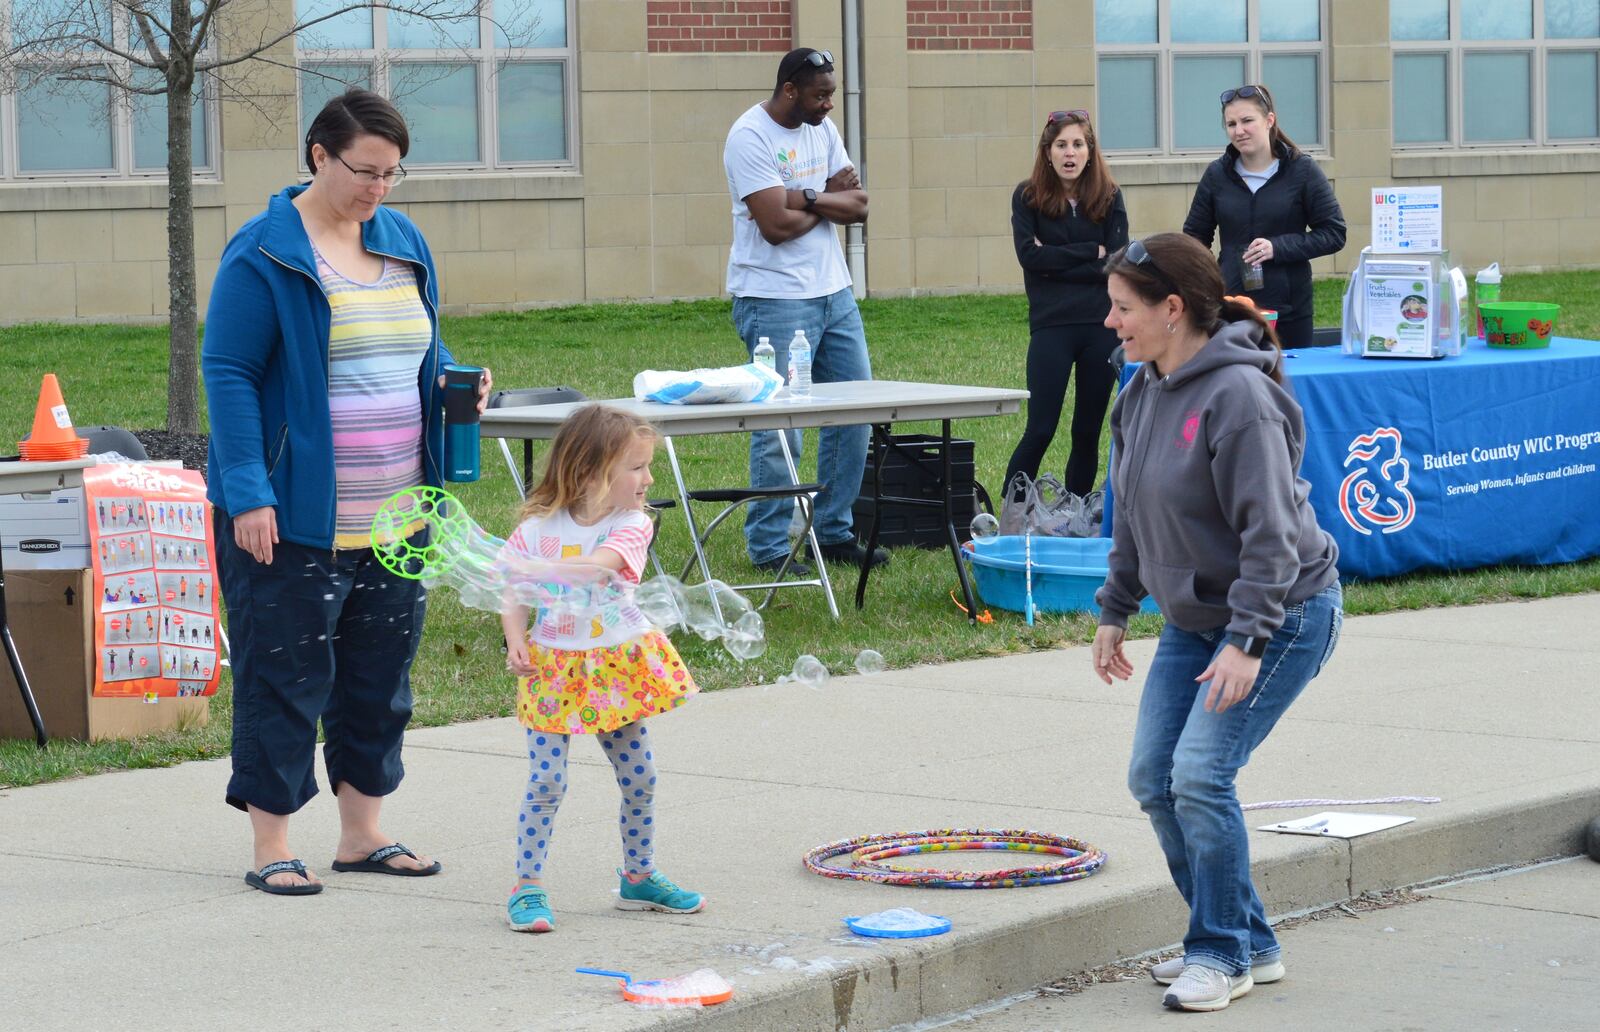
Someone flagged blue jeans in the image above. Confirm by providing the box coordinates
[1126,582,1343,975]
[731,289,873,564]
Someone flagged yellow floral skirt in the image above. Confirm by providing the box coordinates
[516,629,698,735]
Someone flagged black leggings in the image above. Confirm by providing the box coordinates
[1005,322,1121,498]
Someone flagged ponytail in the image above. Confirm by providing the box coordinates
[1221,295,1284,383]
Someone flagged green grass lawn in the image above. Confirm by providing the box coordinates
[4,271,1600,787]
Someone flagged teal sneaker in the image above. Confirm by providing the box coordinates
[507,885,554,932]
[615,870,704,914]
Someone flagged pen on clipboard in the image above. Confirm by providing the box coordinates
[1300,818,1331,833]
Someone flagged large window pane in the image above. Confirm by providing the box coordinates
[11,0,112,44]
[132,73,208,170]
[1391,0,1449,40]
[1547,1,1600,39]
[495,0,567,49]
[1173,55,1246,150]
[1172,0,1245,43]
[390,1,481,49]
[1393,54,1449,143]
[1463,51,1532,140]
[1462,0,1532,40]
[497,61,565,160]
[1549,51,1600,138]
[1262,54,1319,146]
[18,72,114,172]
[299,62,372,141]
[1096,56,1158,149]
[393,63,480,163]
[1261,0,1320,42]
[1094,0,1156,44]
[294,0,373,48]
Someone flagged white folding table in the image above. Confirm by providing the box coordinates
[480,380,1027,623]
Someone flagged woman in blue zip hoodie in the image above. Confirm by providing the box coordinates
[1091,233,1342,1013]
[203,90,490,896]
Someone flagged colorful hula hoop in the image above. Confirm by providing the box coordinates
[803,828,1107,889]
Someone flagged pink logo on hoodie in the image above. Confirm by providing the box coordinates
[1176,409,1201,450]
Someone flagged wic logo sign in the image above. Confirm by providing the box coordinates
[1339,427,1416,536]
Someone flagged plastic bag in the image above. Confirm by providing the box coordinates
[633,363,784,405]
[998,472,1104,538]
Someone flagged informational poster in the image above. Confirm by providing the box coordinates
[1361,259,1437,358]
[1371,185,1443,253]
[83,464,220,699]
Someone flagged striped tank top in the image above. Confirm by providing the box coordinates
[312,245,431,548]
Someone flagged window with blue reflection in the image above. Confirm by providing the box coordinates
[1548,51,1599,138]
[1262,54,1319,145]
[294,0,372,49]
[133,72,208,170]
[1391,0,1449,41]
[1464,52,1532,139]
[1393,53,1449,143]
[1547,0,1600,39]
[393,63,480,163]
[496,0,566,49]
[18,73,113,172]
[1094,0,1156,43]
[390,1,481,49]
[1261,0,1320,42]
[1172,0,1245,43]
[1174,55,1247,150]
[1096,56,1159,150]
[299,63,372,143]
[498,62,566,160]
[1462,0,1532,40]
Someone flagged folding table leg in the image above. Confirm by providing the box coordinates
[776,431,839,620]
[0,554,48,746]
[662,436,727,626]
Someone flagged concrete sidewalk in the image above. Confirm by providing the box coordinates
[2,595,1598,1032]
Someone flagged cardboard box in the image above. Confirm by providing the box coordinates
[0,485,91,570]
[0,568,209,742]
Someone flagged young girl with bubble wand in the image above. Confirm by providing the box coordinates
[499,404,703,932]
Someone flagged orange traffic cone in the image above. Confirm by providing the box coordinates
[18,373,89,460]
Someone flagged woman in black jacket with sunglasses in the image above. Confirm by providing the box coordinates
[1182,84,1345,349]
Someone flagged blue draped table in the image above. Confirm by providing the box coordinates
[1116,338,1600,580]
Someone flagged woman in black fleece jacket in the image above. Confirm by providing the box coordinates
[1182,83,1345,348]
[1005,109,1129,498]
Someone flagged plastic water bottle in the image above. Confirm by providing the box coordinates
[787,330,812,398]
[1475,262,1501,339]
[753,336,775,371]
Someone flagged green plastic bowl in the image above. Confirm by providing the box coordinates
[1480,301,1560,349]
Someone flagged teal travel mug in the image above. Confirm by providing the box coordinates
[443,364,484,482]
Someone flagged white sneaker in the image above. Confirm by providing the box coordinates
[1152,955,1284,985]
[1161,965,1253,1012]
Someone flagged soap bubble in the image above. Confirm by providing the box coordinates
[636,575,688,632]
[791,654,829,689]
[853,649,885,675]
[969,512,999,540]
[724,609,768,660]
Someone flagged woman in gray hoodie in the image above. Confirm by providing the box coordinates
[1091,233,1343,1013]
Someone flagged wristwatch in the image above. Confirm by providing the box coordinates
[802,188,818,211]
[1227,633,1269,658]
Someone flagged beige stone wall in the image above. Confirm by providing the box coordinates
[3,0,1600,324]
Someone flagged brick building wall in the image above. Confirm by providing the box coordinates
[906,0,1033,52]
[647,1,794,53]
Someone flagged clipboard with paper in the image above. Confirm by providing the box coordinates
[1258,812,1416,839]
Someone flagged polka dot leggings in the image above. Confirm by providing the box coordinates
[516,724,658,881]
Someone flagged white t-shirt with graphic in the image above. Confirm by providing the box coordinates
[723,102,853,299]
[503,507,653,651]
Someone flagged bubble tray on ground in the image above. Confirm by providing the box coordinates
[963,535,1160,616]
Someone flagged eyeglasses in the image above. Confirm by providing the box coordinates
[1047,109,1091,125]
[1220,84,1269,107]
[333,153,406,185]
[1124,239,1179,295]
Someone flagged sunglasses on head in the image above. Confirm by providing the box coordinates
[1047,109,1091,125]
[1220,84,1269,106]
[1124,239,1179,294]
[785,49,834,82]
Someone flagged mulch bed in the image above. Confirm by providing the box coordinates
[131,430,210,474]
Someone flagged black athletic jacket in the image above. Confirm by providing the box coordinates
[1182,142,1346,326]
[1012,183,1129,331]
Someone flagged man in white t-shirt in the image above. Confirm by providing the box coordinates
[723,46,886,574]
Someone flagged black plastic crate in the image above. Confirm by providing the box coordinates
[852,434,978,549]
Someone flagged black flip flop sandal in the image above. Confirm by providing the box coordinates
[244,859,323,896]
[329,842,442,877]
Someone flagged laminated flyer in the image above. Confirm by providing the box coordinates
[83,463,220,699]
[1361,260,1436,358]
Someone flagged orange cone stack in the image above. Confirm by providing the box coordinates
[18,374,90,460]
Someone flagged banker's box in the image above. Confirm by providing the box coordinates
[0,485,90,569]
[0,569,209,741]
